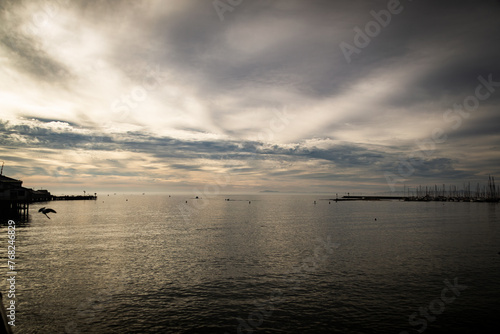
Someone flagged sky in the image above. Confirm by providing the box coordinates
[1,0,500,195]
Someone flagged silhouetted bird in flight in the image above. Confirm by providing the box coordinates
[38,207,56,219]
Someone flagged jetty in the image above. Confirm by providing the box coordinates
[342,195,405,201]
[330,176,499,203]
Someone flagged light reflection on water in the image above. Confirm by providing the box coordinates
[1,195,499,333]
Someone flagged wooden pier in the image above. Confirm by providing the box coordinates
[1,174,31,221]
[0,200,29,221]
[1,173,97,222]
[51,195,97,201]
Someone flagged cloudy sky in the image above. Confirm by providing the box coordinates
[1,0,499,194]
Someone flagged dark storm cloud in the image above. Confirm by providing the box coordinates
[106,0,352,101]
[0,117,492,184]
[306,145,385,166]
[335,0,500,111]
[0,120,390,167]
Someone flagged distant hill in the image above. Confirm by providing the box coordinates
[259,190,280,193]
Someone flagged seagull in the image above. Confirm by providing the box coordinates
[38,207,57,219]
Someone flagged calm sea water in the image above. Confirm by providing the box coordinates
[1,194,499,333]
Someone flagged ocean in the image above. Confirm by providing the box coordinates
[1,194,499,333]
